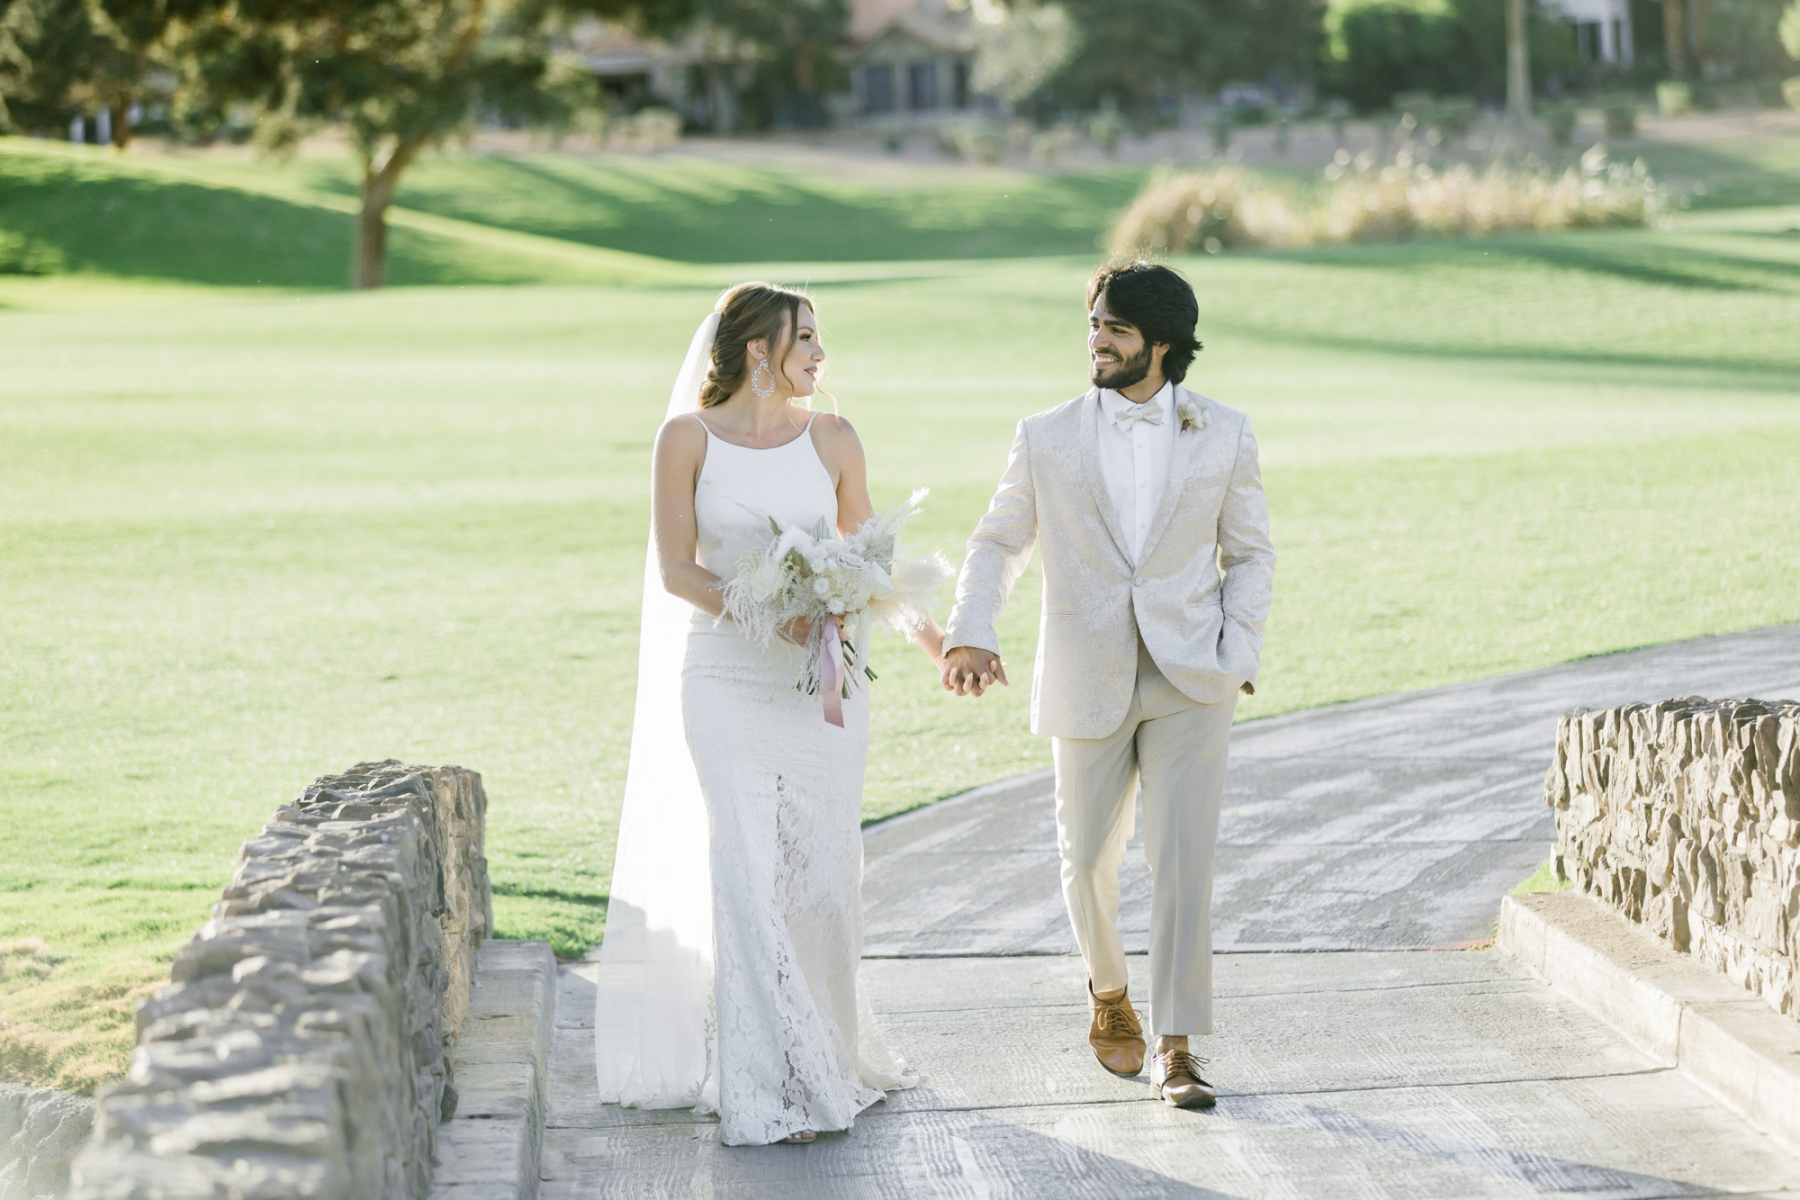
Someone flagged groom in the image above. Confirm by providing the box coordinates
[940,260,1275,1109]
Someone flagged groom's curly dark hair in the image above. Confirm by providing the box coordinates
[1086,260,1202,384]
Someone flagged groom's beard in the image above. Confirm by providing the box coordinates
[1090,342,1153,391]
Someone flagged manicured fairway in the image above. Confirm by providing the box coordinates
[3,137,1799,1092]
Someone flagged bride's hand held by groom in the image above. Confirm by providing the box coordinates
[940,644,1009,698]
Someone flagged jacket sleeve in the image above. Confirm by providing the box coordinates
[1218,415,1276,691]
[943,419,1039,657]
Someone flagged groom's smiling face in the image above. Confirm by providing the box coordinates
[1087,298,1166,393]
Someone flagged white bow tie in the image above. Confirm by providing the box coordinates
[1111,399,1164,431]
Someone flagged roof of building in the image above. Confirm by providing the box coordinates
[848,0,975,54]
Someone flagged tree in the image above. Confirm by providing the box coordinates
[697,0,846,130]
[1049,0,1325,119]
[0,0,159,144]
[1663,0,1689,74]
[1505,0,1529,118]
[1319,0,1589,112]
[971,0,1074,115]
[162,0,691,289]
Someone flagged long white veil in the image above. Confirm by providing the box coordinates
[593,311,721,1110]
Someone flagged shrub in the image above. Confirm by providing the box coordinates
[1602,95,1638,137]
[1433,96,1479,140]
[0,229,62,275]
[1107,168,1308,254]
[1541,101,1578,146]
[1088,111,1125,156]
[608,107,681,152]
[1326,0,1470,111]
[939,118,1007,163]
[1108,146,1663,254]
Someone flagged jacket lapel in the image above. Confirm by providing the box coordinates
[1074,388,1133,564]
[1136,385,1209,564]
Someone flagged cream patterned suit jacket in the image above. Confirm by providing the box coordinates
[944,386,1276,740]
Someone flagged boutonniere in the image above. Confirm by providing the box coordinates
[1176,396,1209,433]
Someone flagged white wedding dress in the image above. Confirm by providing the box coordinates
[593,309,913,1148]
[683,414,914,1144]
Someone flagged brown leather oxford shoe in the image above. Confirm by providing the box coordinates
[1087,981,1145,1077]
[1150,1048,1217,1109]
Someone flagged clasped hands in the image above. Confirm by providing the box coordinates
[940,644,1009,697]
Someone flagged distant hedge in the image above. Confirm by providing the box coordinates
[1320,0,1589,111]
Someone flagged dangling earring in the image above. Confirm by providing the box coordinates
[750,358,776,399]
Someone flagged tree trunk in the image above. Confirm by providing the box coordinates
[354,186,388,290]
[354,151,406,289]
[110,94,131,150]
[1505,0,1532,120]
[1663,0,1688,75]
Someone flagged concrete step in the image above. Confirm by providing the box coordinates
[1500,889,1800,1157]
[428,939,557,1200]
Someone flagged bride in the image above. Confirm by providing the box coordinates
[594,282,940,1145]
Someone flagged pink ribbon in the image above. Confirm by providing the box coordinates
[819,616,845,728]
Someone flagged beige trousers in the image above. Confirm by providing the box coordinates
[1052,639,1237,1036]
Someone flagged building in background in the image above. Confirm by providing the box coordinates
[841,0,988,123]
[1552,0,1635,63]
[569,0,992,132]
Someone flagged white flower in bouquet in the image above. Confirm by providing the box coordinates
[719,488,952,699]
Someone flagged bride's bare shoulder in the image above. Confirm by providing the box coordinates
[654,411,708,465]
[808,409,861,444]
[807,411,865,479]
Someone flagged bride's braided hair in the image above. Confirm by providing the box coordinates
[699,282,814,408]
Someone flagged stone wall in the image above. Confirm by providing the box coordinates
[1,1082,93,1200]
[1546,698,1800,1021]
[70,762,492,1200]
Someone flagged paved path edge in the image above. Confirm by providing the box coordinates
[1499,890,1800,1156]
[428,939,557,1200]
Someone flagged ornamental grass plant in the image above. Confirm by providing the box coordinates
[1105,166,1309,254]
[1109,145,1664,256]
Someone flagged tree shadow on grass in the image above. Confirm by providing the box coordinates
[0,154,553,288]
[490,881,608,910]
[1269,229,1798,295]
[1475,236,1799,294]
[1202,318,1800,392]
[388,153,1138,264]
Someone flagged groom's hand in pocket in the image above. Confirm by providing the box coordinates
[941,646,1009,697]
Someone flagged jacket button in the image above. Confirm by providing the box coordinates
[1134,576,1146,587]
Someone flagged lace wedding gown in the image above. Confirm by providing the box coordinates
[669,412,914,1145]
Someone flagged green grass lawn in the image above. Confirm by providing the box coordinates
[3,135,1799,1093]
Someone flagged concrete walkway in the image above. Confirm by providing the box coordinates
[550,625,1800,1198]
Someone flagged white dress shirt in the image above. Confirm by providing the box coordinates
[1096,381,1177,564]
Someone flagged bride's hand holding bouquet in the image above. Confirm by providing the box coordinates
[722,488,951,726]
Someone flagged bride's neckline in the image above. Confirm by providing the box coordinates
[694,409,817,451]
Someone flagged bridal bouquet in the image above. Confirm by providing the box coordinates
[721,489,951,726]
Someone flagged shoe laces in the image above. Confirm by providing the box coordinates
[1093,995,1141,1035]
[1161,1049,1211,1081]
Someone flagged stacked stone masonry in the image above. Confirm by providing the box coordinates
[1547,698,1800,1021]
[1,1082,94,1200]
[70,762,492,1200]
